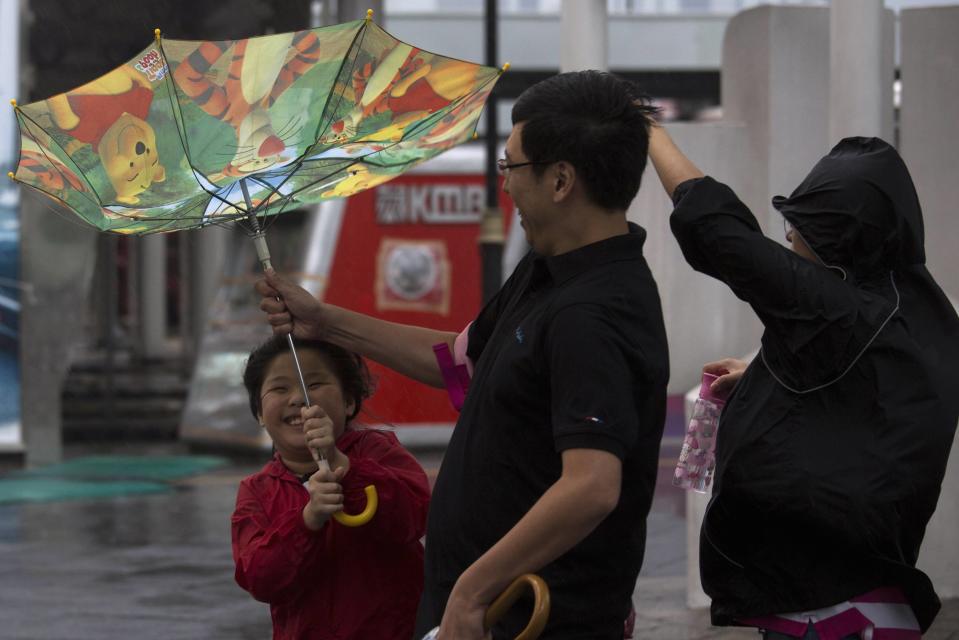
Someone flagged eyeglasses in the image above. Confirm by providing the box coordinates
[496,158,555,175]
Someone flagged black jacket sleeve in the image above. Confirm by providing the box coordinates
[670,177,895,388]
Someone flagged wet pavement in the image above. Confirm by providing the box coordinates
[1,441,957,639]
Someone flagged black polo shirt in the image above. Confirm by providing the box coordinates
[415,223,670,639]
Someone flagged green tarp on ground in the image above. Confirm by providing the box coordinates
[0,455,228,504]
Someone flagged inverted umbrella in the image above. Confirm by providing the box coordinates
[9,10,503,525]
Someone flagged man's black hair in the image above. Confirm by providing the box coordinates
[242,335,373,422]
[511,70,660,211]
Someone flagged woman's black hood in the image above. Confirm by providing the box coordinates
[772,137,925,282]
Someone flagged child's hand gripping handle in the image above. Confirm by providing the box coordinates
[251,229,378,530]
[484,574,551,640]
[312,454,378,527]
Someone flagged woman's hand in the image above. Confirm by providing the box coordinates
[255,269,327,340]
[703,358,749,396]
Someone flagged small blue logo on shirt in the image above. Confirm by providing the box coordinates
[515,327,525,343]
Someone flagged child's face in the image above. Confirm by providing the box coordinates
[257,349,355,462]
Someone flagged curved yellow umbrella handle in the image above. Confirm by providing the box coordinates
[484,574,551,640]
[310,457,378,527]
[332,484,378,527]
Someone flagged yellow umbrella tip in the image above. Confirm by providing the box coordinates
[472,132,478,140]
[7,172,15,180]
[9,99,16,107]
[154,28,161,40]
[366,8,373,20]
[502,62,511,72]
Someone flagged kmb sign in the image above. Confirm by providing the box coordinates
[376,183,485,224]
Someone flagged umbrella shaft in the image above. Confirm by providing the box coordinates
[239,178,324,463]
[285,331,326,464]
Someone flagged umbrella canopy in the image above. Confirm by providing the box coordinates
[9,14,502,234]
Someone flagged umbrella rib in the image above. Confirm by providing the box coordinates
[14,111,105,210]
[249,39,503,214]
[273,162,359,203]
[259,193,301,236]
[142,205,205,234]
[310,19,372,151]
[157,38,224,209]
[17,184,113,232]
[158,38,199,183]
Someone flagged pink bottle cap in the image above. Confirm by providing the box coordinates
[699,372,729,405]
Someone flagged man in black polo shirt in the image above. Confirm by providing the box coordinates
[256,70,669,639]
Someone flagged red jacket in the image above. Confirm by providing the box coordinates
[232,428,430,639]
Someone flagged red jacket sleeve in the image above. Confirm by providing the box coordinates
[231,478,324,604]
[340,430,430,544]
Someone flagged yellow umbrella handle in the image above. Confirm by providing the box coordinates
[311,457,378,528]
[332,484,378,527]
[483,574,550,640]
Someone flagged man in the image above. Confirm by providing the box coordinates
[256,70,669,639]
[647,127,959,638]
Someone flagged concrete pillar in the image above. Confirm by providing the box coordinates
[560,0,607,72]
[137,234,167,359]
[19,195,98,467]
[899,6,959,302]
[188,226,230,359]
[829,0,891,143]
[722,6,831,232]
[900,5,959,600]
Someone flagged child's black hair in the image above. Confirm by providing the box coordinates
[242,335,374,422]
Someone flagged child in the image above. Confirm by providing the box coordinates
[232,335,431,640]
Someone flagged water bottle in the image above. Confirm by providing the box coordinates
[673,372,728,493]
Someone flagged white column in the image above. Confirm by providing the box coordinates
[137,234,167,359]
[901,6,959,599]
[189,226,230,356]
[899,6,959,302]
[829,0,886,142]
[560,0,607,72]
[19,197,99,467]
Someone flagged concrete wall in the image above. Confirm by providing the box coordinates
[723,6,834,231]
[899,7,959,302]
[900,6,959,600]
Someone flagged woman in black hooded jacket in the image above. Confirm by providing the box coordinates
[647,129,959,638]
